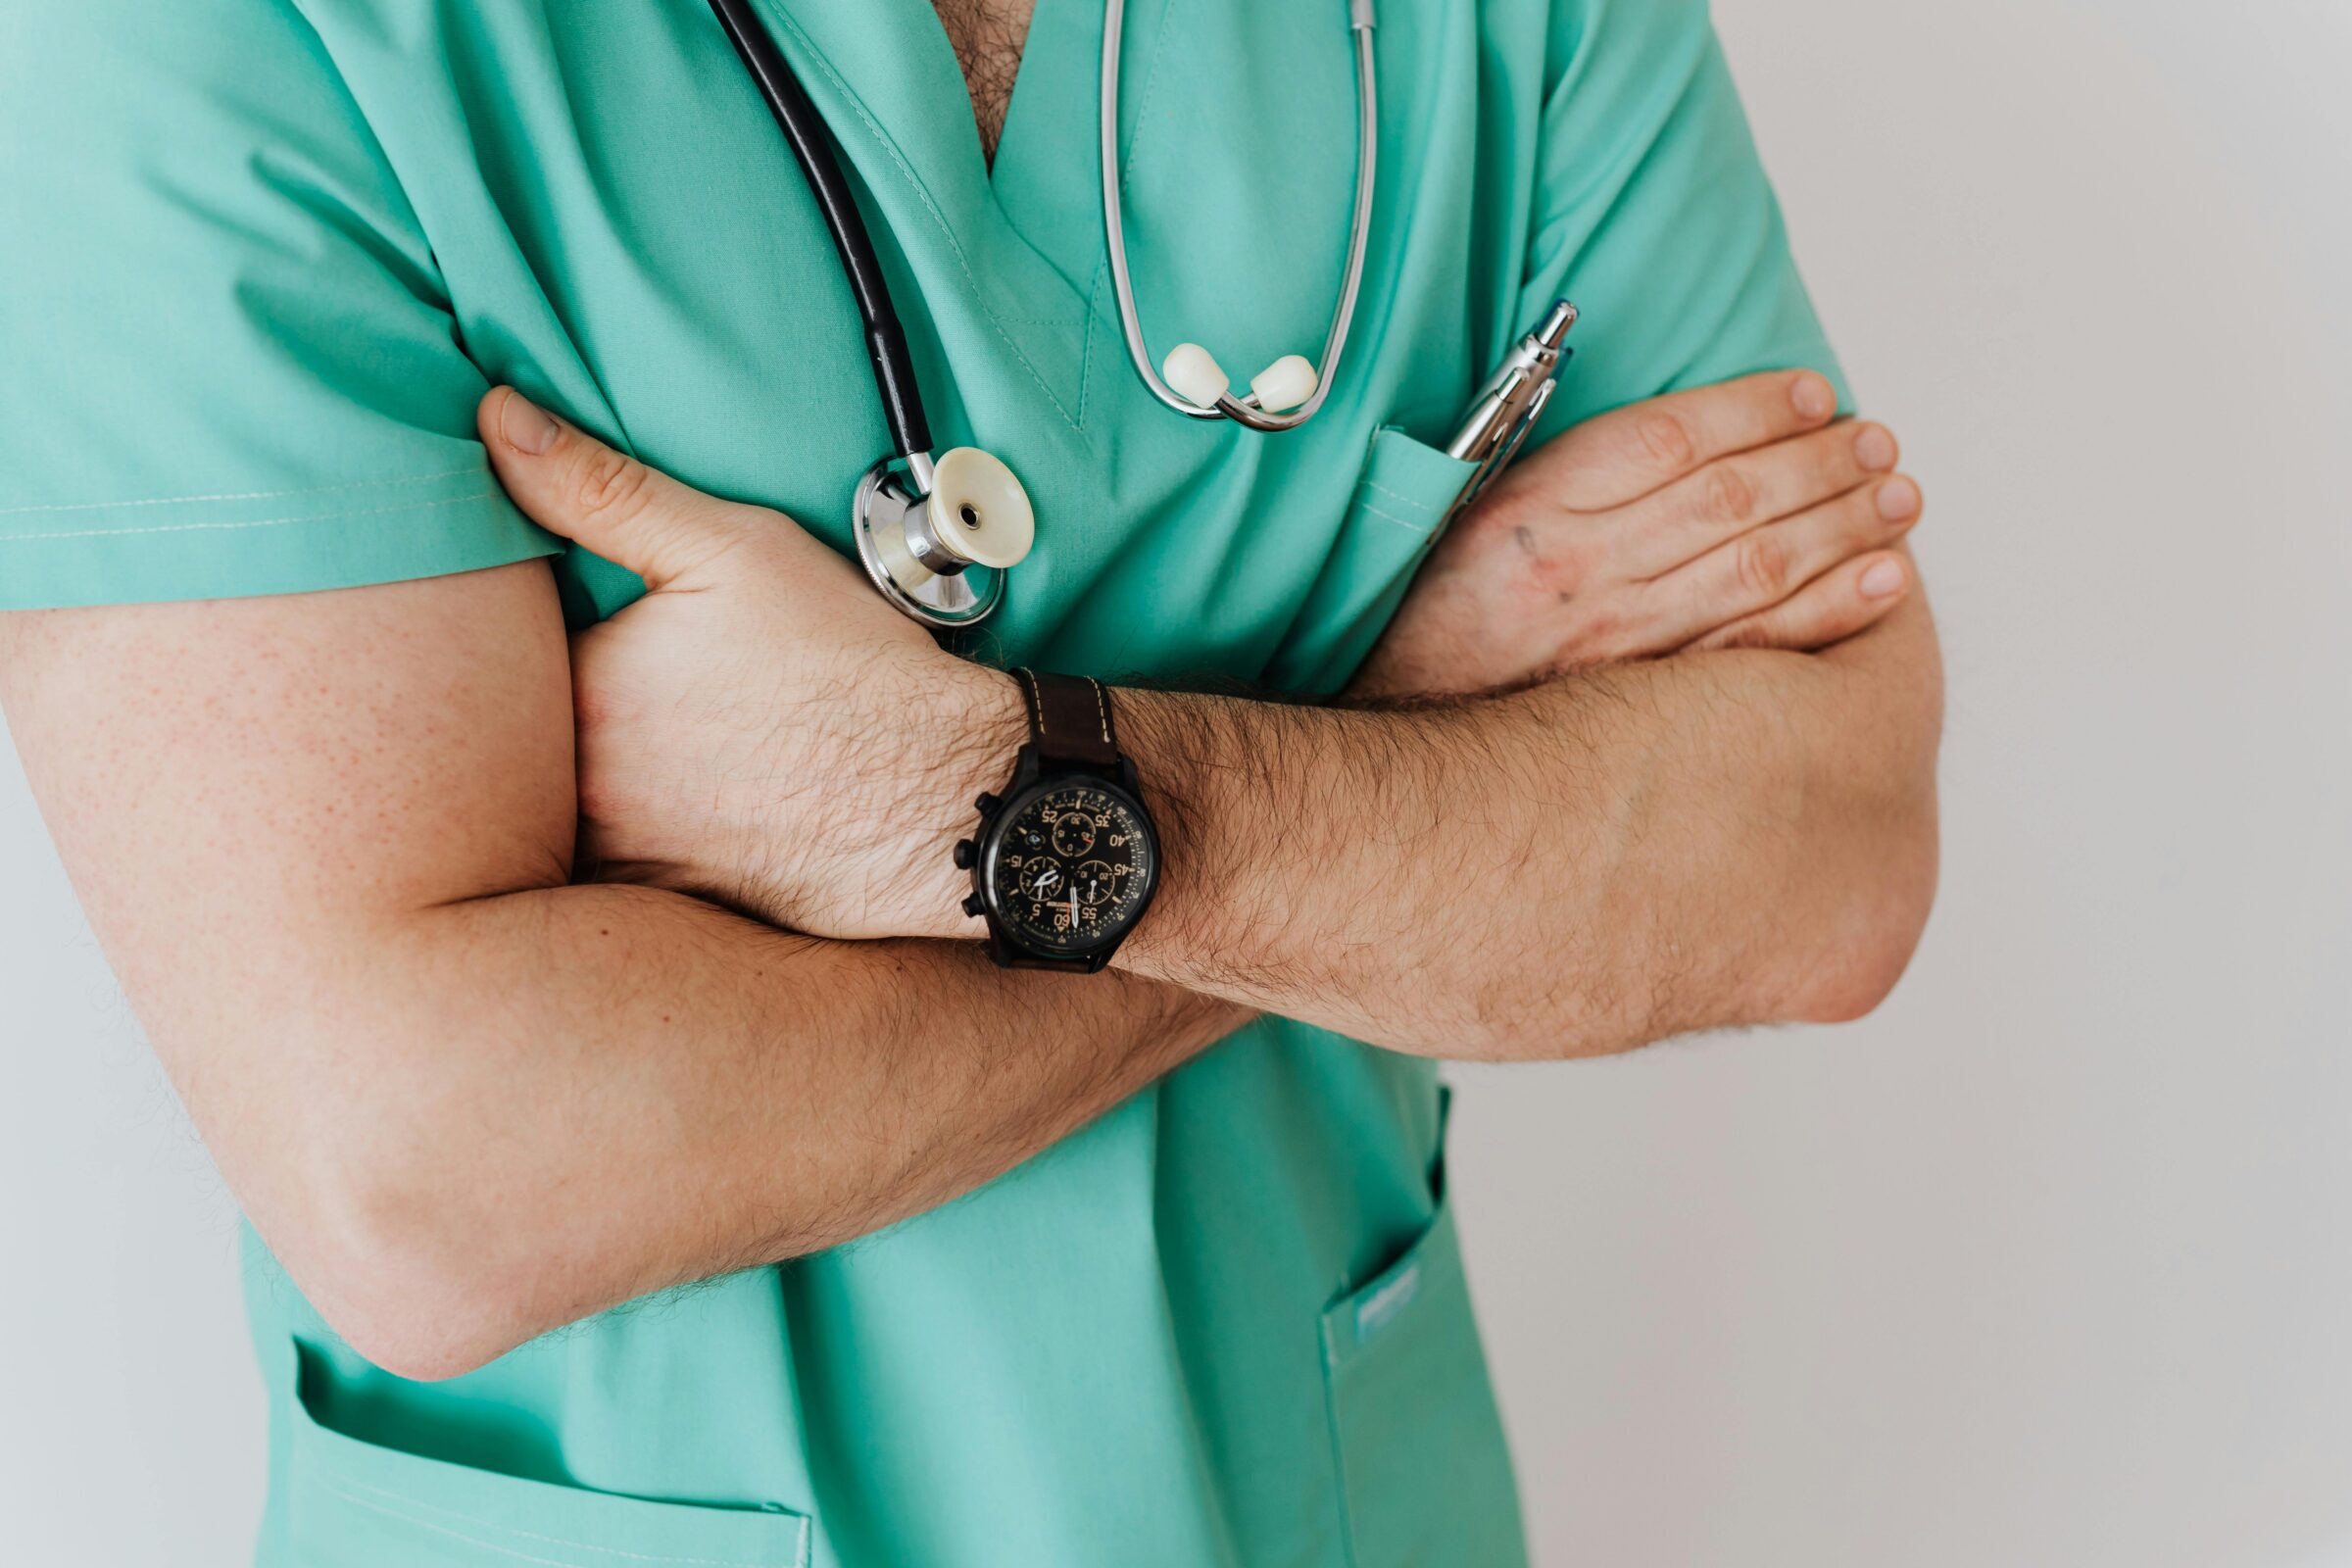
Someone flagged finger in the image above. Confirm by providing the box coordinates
[1641,473,1924,650]
[478,387,749,589]
[1515,368,1841,512]
[1626,419,1900,578]
[1688,551,1914,654]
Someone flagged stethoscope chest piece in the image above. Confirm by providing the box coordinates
[853,447,1036,630]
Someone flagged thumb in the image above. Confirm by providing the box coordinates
[479,387,746,589]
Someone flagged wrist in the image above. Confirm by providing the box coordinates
[947,673,1185,970]
[899,662,1029,941]
[1095,687,1227,978]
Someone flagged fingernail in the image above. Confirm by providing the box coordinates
[1854,425,1897,471]
[500,389,560,455]
[1790,373,1836,420]
[1877,477,1922,521]
[1860,559,1907,599]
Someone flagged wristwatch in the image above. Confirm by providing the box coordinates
[955,668,1161,972]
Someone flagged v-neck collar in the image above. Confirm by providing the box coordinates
[984,0,1098,265]
[745,0,1171,433]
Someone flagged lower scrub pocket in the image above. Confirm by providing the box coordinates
[1321,1182,1527,1568]
[1265,426,1481,696]
[276,1342,810,1568]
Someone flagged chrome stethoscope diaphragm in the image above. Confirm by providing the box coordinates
[851,447,1035,628]
[708,0,1038,632]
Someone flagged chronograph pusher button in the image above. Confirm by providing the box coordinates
[961,893,987,918]
[975,792,1002,815]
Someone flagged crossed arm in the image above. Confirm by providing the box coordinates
[1116,612,1939,1053]
[0,375,1938,1379]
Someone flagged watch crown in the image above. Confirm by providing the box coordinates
[953,839,976,869]
[975,792,1001,815]
[961,893,987,918]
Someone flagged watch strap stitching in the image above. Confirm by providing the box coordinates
[1013,667,1044,745]
[1087,677,1112,749]
[1012,668,1119,767]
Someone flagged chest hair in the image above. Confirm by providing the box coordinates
[932,0,1038,162]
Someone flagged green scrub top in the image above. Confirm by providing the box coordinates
[0,2,1845,1564]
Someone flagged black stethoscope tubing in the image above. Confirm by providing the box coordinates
[704,0,934,466]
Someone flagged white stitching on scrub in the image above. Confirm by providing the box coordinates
[0,489,503,545]
[1360,479,1450,516]
[0,466,481,518]
[1351,498,1438,534]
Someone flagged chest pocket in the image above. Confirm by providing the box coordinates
[1265,428,1479,696]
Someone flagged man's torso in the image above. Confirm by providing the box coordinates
[242,4,1540,1563]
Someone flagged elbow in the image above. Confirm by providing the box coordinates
[328,1314,514,1388]
[322,1280,522,1386]
[298,1162,535,1383]
[1786,786,1941,1026]
[266,1102,542,1383]
[1791,591,1946,1025]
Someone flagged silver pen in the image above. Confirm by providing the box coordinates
[1444,299,1579,522]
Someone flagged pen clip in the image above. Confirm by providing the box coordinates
[1450,350,1568,519]
[1490,371,1559,478]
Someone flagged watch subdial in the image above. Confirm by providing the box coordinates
[1017,858,1068,901]
[1049,811,1099,858]
[1073,860,1118,906]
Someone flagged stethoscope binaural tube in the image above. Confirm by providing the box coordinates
[1101,0,1381,432]
[706,0,933,464]
[705,0,1032,629]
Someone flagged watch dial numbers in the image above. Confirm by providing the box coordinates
[988,784,1155,954]
[1050,811,1099,858]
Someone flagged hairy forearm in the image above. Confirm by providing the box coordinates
[228,883,1239,1380]
[1106,595,1942,1057]
[0,570,1249,1381]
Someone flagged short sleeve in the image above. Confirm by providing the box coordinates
[1516,0,1850,440]
[0,2,556,611]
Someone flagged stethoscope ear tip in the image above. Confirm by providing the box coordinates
[1250,355,1319,415]
[1162,345,1322,417]
[1163,343,1232,409]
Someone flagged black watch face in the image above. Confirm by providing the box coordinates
[984,780,1159,957]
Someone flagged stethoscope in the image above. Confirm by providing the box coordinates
[706,0,1381,629]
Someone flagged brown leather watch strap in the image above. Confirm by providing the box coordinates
[1012,669,1121,769]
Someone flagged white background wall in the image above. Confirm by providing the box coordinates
[4,1,2349,1563]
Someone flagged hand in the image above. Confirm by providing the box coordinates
[1352,370,1923,700]
[478,389,1021,941]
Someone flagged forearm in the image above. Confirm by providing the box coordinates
[239,882,1243,1379]
[1108,594,1942,1058]
[0,564,1246,1382]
